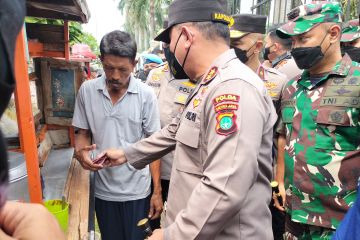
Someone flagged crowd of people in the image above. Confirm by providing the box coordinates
[0,0,359,239]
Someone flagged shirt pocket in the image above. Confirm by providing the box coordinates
[315,107,359,150]
[175,119,202,176]
[111,114,143,144]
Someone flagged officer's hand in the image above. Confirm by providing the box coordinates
[103,149,127,167]
[149,192,163,220]
[273,182,286,211]
[0,201,65,240]
[148,229,164,240]
[76,144,103,171]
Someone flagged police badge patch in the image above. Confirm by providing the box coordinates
[212,94,240,136]
[215,111,238,135]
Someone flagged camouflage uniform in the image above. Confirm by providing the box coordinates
[279,55,360,238]
[277,2,360,239]
[340,19,360,43]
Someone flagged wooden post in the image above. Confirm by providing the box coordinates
[64,20,70,60]
[85,62,90,79]
[69,127,75,147]
[14,28,43,203]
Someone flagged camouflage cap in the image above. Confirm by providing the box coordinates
[341,19,360,42]
[277,2,342,39]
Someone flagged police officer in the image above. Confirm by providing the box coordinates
[145,19,197,229]
[264,24,303,81]
[341,19,360,62]
[229,14,287,113]
[90,0,277,239]
[275,2,360,239]
[229,14,289,240]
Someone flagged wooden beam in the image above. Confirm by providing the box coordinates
[85,62,90,79]
[28,41,65,58]
[69,127,75,147]
[14,28,43,203]
[64,20,70,60]
[65,159,90,239]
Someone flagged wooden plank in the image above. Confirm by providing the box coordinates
[14,28,43,203]
[44,43,65,52]
[65,159,90,240]
[29,42,65,58]
[26,23,65,44]
[64,21,70,60]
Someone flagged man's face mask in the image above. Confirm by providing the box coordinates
[291,32,330,70]
[232,41,257,63]
[341,45,360,63]
[263,44,275,61]
[165,31,190,79]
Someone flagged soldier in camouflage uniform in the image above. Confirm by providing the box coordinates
[230,14,288,240]
[340,19,360,62]
[275,2,360,239]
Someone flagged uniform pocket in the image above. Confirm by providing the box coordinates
[175,120,202,175]
[282,107,295,124]
[175,119,200,148]
[315,107,359,150]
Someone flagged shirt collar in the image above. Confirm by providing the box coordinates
[298,54,352,90]
[96,74,139,94]
[272,52,291,68]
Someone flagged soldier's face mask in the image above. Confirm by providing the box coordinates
[341,45,360,63]
[167,32,190,79]
[232,41,257,64]
[291,32,330,70]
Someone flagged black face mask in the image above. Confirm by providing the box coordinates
[341,45,360,63]
[164,32,190,79]
[291,33,329,70]
[233,47,248,63]
[232,42,256,63]
[263,44,274,61]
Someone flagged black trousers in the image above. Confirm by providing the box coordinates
[270,200,285,240]
[150,179,170,230]
[95,197,150,240]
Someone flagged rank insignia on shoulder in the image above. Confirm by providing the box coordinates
[258,66,265,80]
[203,67,218,84]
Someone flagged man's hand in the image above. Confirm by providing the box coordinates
[0,201,65,240]
[149,191,163,220]
[103,148,127,167]
[76,144,103,171]
[148,229,164,240]
[273,181,286,211]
